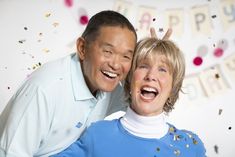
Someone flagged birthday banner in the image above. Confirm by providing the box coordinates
[182,52,235,103]
[113,0,235,38]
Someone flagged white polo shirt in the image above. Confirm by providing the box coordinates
[0,53,127,157]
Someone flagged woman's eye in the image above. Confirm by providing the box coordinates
[138,64,148,69]
[159,67,167,72]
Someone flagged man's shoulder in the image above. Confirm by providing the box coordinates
[26,53,76,87]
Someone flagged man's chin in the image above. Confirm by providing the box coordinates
[100,84,119,92]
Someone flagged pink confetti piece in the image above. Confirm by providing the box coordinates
[193,56,203,66]
[80,15,89,25]
[64,0,73,7]
[213,48,224,57]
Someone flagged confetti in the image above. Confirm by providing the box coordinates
[214,145,219,154]
[7,87,10,90]
[217,39,228,50]
[211,15,217,18]
[174,149,180,156]
[76,122,83,128]
[18,39,26,44]
[32,62,42,70]
[193,56,203,66]
[43,48,50,53]
[52,22,59,27]
[228,126,232,130]
[218,109,223,115]
[153,18,156,21]
[79,15,89,25]
[215,73,220,79]
[64,0,73,7]
[213,47,224,57]
[24,27,28,30]
[159,28,164,32]
[45,13,51,17]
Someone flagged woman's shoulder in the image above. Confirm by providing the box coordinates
[87,119,119,133]
[167,123,203,143]
[166,123,206,156]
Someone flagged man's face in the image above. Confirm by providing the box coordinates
[78,26,136,94]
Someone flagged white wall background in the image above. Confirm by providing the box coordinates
[0,0,234,156]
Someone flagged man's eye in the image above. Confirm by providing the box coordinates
[104,50,112,54]
[123,55,131,60]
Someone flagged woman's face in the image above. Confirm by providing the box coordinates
[130,54,173,116]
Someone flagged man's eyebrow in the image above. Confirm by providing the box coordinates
[102,42,134,53]
[102,42,113,47]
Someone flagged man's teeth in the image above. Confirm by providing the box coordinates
[103,71,118,77]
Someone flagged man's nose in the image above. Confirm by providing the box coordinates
[108,55,121,70]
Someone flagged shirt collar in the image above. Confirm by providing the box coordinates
[71,53,95,101]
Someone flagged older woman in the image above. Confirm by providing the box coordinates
[51,38,206,157]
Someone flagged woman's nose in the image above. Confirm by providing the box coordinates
[144,70,156,82]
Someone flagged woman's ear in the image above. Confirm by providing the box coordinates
[76,37,86,60]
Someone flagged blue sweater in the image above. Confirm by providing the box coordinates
[51,119,206,157]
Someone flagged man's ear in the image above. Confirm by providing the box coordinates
[76,37,86,60]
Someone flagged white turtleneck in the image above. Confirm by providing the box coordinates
[120,107,169,139]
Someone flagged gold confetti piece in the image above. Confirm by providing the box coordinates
[43,48,50,53]
[174,149,180,156]
[53,22,59,27]
[215,73,220,79]
[193,138,198,145]
[45,13,51,17]
[32,62,42,70]
[169,127,175,133]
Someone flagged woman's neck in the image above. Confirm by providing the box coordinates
[120,107,169,139]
